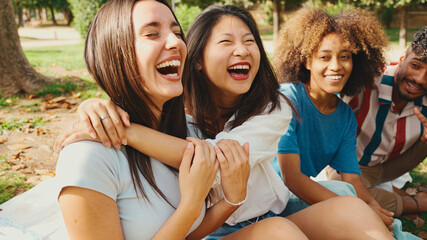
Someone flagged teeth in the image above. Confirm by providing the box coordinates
[326,75,342,80]
[156,60,181,69]
[408,82,419,90]
[228,65,250,70]
[166,73,178,77]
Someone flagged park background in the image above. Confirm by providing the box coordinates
[0,0,426,238]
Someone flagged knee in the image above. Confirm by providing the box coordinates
[261,217,307,239]
[328,196,379,222]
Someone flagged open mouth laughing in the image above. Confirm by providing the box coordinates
[156,60,181,79]
[227,63,250,80]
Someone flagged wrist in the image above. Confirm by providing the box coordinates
[178,198,204,218]
[223,194,246,207]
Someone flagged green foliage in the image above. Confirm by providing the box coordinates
[0,173,33,204]
[377,7,394,28]
[175,4,202,32]
[68,0,107,38]
[355,0,426,8]
[180,0,215,10]
[310,0,355,15]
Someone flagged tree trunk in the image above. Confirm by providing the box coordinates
[36,8,41,20]
[399,5,407,49]
[0,0,54,97]
[49,4,57,25]
[17,1,24,27]
[64,9,73,26]
[273,0,281,45]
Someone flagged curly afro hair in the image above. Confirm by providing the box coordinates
[410,26,427,60]
[274,8,389,96]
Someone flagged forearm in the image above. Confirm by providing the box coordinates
[153,203,202,240]
[126,123,188,168]
[342,174,377,205]
[186,199,240,240]
[287,173,338,205]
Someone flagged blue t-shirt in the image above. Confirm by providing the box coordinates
[273,83,360,178]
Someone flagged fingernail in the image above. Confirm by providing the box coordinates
[122,138,127,145]
[187,142,193,149]
[104,141,111,147]
[125,119,131,126]
[90,132,96,139]
[115,144,121,149]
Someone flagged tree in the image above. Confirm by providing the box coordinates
[0,0,54,97]
[68,0,107,38]
[356,0,426,48]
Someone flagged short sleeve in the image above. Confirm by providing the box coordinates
[329,109,361,175]
[277,117,299,154]
[55,141,123,200]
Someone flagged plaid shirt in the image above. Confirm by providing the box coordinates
[343,66,427,167]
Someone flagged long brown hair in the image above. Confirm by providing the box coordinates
[84,0,187,202]
[184,5,295,138]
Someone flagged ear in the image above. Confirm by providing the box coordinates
[305,59,311,70]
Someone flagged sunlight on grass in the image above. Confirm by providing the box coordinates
[0,173,33,204]
[23,43,85,71]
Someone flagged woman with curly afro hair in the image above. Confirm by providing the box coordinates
[272,7,420,238]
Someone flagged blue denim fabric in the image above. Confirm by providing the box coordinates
[204,211,276,240]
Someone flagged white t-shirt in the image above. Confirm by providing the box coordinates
[56,141,206,240]
[202,96,292,225]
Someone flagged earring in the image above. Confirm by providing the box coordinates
[196,63,202,70]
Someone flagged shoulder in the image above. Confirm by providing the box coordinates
[56,141,126,177]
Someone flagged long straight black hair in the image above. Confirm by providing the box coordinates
[184,5,295,138]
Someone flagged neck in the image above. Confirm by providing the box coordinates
[391,85,407,112]
[148,100,165,130]
[304,83,338,114]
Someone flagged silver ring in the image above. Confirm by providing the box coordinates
[100,114,110,120]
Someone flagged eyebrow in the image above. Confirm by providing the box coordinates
[412,57,427,63]
[137,21,180,34]
[218,32,253,38]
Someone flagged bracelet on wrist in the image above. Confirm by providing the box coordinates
[224,195,247,206]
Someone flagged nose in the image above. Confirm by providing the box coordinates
[328,56,342,71]
[233,43,249,58]
[413,68,427,86]
[165,32,182,50]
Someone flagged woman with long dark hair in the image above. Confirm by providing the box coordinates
[56,5,393,240]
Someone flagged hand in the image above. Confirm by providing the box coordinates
[78,98,130,149]
[53,119,102,151]
[368,201,395,231]
[179,138,219,210]
[414,107,427,144]
[215,139,250,205]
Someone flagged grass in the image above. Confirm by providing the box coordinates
[23,42,86,71]
[398,158,427,235]
[384,28,419,45]
[0,117,47,134]
[0,173,33,204]
[0,155,33,204]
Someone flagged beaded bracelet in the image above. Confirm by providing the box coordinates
[224,195,247,206]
